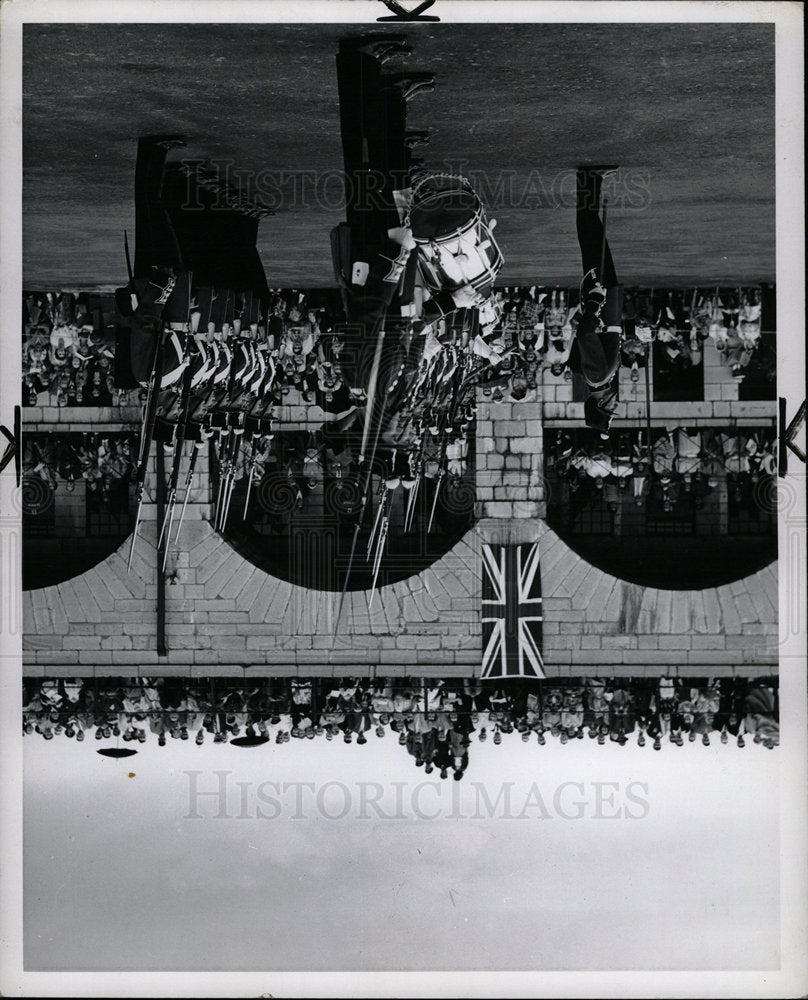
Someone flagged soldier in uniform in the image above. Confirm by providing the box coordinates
[568,166,625,437]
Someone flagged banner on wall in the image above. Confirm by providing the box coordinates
[481,541,545,680]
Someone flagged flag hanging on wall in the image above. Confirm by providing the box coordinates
[481,541,545,679]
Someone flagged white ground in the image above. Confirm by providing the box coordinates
[23,733,779,971]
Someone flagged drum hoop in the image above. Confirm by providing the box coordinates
[407,171,484,243]
[412,207,483,246]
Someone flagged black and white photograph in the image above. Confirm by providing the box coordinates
[0,1,805,996]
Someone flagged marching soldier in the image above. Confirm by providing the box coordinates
[568,166,625,437]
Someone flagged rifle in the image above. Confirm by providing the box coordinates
[127,320,170,572]
[158,338,195,558]
[334,313,391,635]
[174,439,199,544]
[157,273,196,558]
[368,487,394,609]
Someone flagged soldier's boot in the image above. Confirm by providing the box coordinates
[383,72,435,101]
[140,134,187,151]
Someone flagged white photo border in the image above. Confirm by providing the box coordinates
[0,2,804,997]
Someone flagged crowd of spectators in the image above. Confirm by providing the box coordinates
[24,285,770,412]
[24,675,780,774]
[483,284,768,395]
[625,287,764,382]
[22,291,125,407]
[545,425,777,513]
[23,433,137,501]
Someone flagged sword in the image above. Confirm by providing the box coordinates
[427,465,445,533]
[368,492,393,609]
[172,289,221,545]
[403,469,420,533]
[334,313,391,634]
[157,274,196,551]
[220,430,245,529]
[174,440,199,543]
[215,430,236,530]
[242,438,259,519]
[404,428,430,532]
[366,479,388,560]
[212,328,245,530]
[213,433,228,528]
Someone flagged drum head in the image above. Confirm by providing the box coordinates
[410,177,480,241]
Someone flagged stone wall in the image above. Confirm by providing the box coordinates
[23,452,482,676]
[22,513,778,678]
[537,523,778,675]
[22,376,779,678]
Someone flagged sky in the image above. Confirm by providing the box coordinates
[23,732,780,972]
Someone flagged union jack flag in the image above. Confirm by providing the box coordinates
[481,542,545,679]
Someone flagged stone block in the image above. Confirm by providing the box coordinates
[108,651,159,664]
[621,649,682,664]
[193,599,237,613]
[544,634,582,650]
[685,650,738,664]
[730,401,778,418]
[62,636,102,650]
[207,612,251,624]
[100,635,134,650]
[208,634,246,650]
[192,650,221,664]
[601,635,638,649]
[483,501,514,518]
[510,402,542,421]
[543,649,572,664]
[397,634,441,650]
[508,437,538,455]
[691,635,727,650]
[652,402,712,420]
[497,420,526,436]
[658,634,692,649]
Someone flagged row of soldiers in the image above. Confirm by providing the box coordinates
[123,270,497,559]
